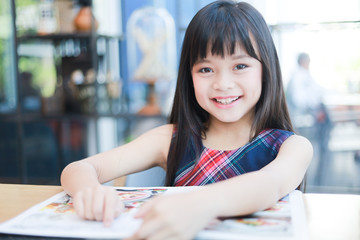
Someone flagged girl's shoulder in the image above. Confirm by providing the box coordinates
[281,132,312,148]
[135,124,175,168]
[144,124,175,139]
[152,123,175,133]
[255,128,295,153]
[264,128,310,145]
[270,129,313,157]
[260,128,294,135]
[258,128,294,142]
[133,124,175,150]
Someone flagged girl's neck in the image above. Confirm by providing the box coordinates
[202,117,253,151]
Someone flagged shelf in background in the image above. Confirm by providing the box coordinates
[0,112,168,122]
[17,33,124,42]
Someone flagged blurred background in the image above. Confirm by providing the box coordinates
[0,0,359,193]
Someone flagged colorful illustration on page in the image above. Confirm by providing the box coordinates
[116,188,167,212]
[40,194,74,214]
[205,194,292,236]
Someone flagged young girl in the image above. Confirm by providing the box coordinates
[61,1,312,239]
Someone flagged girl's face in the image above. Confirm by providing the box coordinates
[191,45,262,125]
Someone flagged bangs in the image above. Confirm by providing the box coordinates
[189,1,259,66]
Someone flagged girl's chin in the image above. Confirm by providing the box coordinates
[211,115,244,124]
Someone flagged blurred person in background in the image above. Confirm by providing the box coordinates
[287,53,332,184]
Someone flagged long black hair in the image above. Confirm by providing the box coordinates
[166,0,293,186]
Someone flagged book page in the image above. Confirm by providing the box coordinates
[0,187,308,240]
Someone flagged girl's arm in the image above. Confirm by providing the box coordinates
[206,134,313,216]
[60,124,173,225]
[130,134,312,239]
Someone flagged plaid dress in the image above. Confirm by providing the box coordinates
[173,129,294,186]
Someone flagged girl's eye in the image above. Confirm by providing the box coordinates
[234,64,247,70]
[199,67,213,73]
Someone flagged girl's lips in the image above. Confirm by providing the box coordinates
[212,96,240,105]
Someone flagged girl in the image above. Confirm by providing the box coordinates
[61,1,312,239]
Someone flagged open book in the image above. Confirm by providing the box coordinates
[0,187,309,240]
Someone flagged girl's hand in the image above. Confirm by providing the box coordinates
[72,185,124,226]
[128,189,217,240]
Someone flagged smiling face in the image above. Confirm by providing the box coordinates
[191,45,262,127]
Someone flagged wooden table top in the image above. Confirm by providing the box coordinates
[0,184,63,223]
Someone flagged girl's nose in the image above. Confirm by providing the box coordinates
[212,72,235,90]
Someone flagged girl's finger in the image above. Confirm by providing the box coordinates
[103,189,118,226]
[133,200,154,219]
[92,187,105,222]
[114,199,124,218]
[83,188,94,220]
[130,217,162,239]
[137,211,187,240]
[73,191,84,219]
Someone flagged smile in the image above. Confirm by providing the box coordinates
[213,96,240,105]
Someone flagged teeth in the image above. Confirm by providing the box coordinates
[215,97,239,104]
